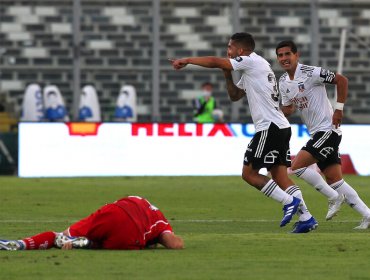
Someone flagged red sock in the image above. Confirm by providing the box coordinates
[22,231,57,250]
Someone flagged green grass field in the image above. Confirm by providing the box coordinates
[0,175,370,280]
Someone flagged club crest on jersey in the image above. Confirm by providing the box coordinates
[298,82,305,92]
[234,56,243,62]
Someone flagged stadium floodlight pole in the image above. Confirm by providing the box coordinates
[310,0,319,66]
[334,28,347,104]
[72,0,81,121]
[230,0,241,123]
[151,0,160,122]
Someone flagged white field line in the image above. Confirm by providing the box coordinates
[174,219,360,223]
[0,219,361,223]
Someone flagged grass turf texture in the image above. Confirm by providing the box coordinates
[0,175,370,280]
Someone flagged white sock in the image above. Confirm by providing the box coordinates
[294,167,338,200]
[18,240,26,250]
[285,185,312,221]
[261,179,292,205]
[331,179,370,218]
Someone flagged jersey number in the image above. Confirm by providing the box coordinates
[271,85,279,102]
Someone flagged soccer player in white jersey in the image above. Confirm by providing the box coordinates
[276,40,370,229]
[170,32,318,233]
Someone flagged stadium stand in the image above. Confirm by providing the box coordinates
[0,0,369,123]
[0,111,17,132]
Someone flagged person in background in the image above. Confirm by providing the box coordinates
[276,40,370,229]
[0,196,184,250]
[193,82,218,123]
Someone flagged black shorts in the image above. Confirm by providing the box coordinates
[243,122,292,171]
[302,130,342,171]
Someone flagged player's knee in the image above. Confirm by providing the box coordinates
[242,172,251,184]
[242,172,257,186]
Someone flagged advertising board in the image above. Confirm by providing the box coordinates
[18,123,369,177]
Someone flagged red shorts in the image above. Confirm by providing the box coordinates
[68,204,144,250]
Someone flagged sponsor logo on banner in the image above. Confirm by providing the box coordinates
[18,123,367,177]
[130,123,309,138]
[66,122,101,136]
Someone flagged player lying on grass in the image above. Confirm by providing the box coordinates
[0,196,184,251]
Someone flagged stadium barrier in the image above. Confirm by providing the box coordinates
[18,122,369,177]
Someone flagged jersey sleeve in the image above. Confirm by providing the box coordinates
[314,66,336,85]
[229,56,254,71]
[229,56,253,89]
[159,222,173,235]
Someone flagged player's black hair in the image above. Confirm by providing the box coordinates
[230,32,255,51]
[275,40,298,54]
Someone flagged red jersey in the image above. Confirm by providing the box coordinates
[113,196,173,245]
[68,196,173,250]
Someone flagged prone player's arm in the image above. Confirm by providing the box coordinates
[158,232,184,249]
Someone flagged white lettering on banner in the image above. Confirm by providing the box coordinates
[17,123,370,177]
[130,123,310,138]
[131,123,236,137]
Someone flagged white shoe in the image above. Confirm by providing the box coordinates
[326,194,345,220]
[54,234,90,249]
[0,240,24,251]
[353,216,370,230]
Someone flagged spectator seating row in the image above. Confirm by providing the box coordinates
[0,0,369,123]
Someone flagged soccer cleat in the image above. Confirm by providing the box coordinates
[326,194,345,221]
[0,240,24,251]
[54,234,91,249]
[353,216,370,230]
[280,197,301,227]
[291,216,319,233]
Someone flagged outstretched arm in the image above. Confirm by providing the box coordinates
[158,232,184,249]
[332,73,348,128]
[170,56,244,102]
[170,57,233,71]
